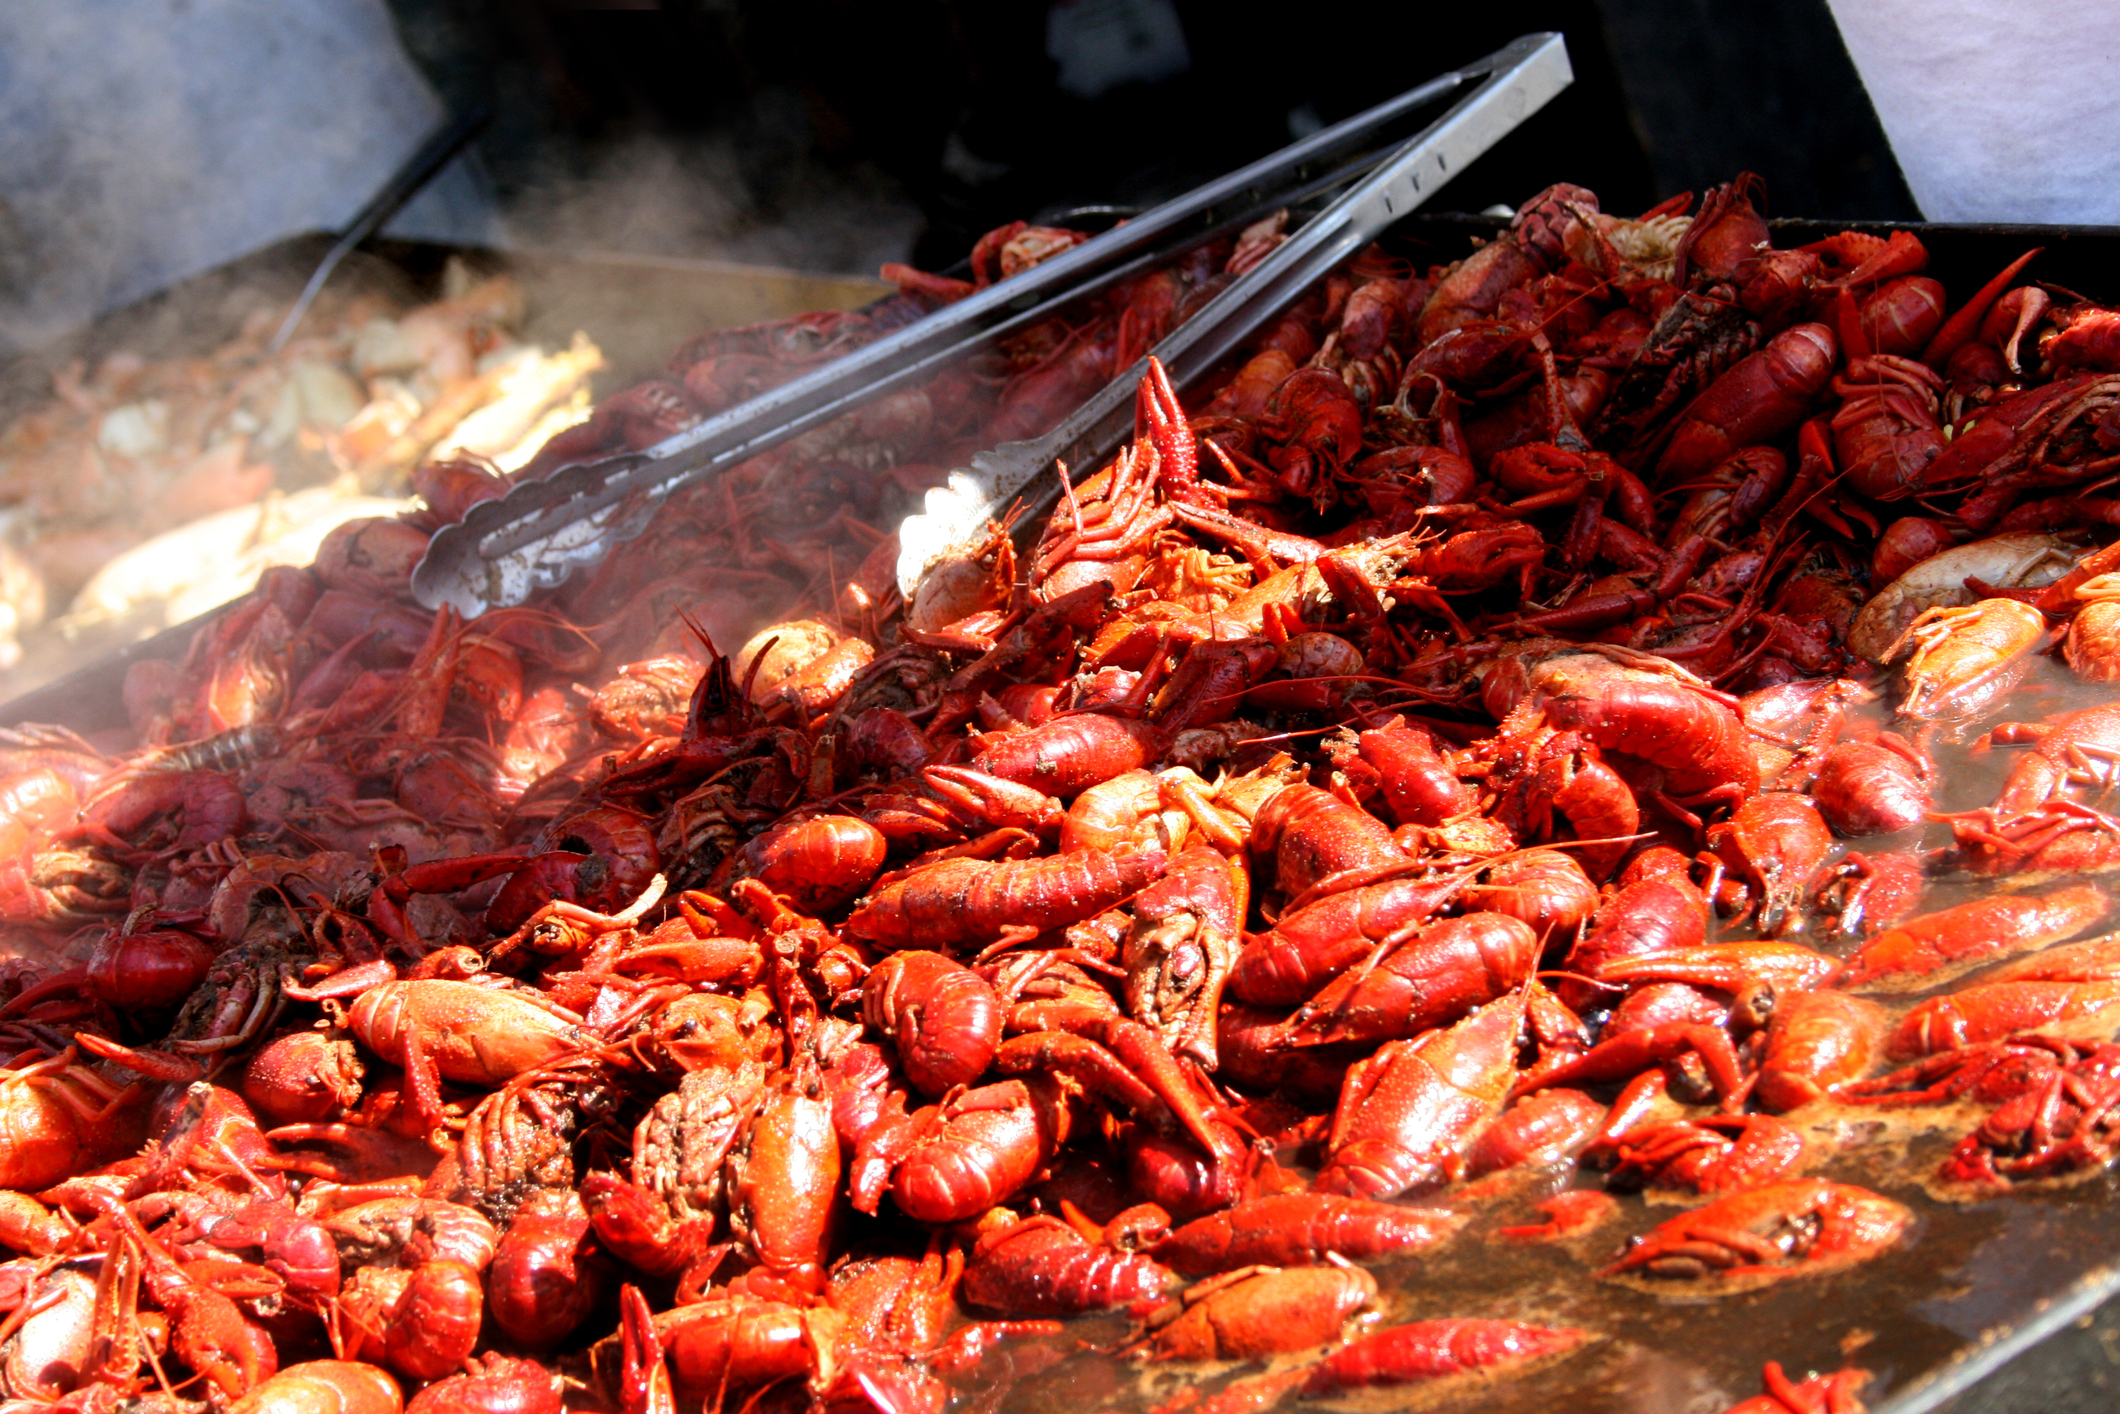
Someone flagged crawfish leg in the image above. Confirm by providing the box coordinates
[996,1033,1163,1121]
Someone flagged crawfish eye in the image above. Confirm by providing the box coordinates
[1734,982,1776,1030]
[1772,1211,1823,1259]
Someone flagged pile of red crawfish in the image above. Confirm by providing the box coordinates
[6,173,2120,1414]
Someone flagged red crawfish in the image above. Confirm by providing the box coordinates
[1890,598,2047,728]
[1161,1312,1590,1411]
[1248,784,1415,904]
[1150,638,1281,734]
[1981,703,2120,817]
[1604,1113,1807,1195]
[1463,849,1599,947]
[761,636,874,721]
[1122,845,1247,1066]
[636,1287,844,1403]
[1655,324,1838,484]
[727,1059,841,1293]
[1668,446,1789,546]
[1512,979,1750,1113]
[2063,575,2120,682]
[969,713,1170,798]
[1815,849,1927,942]
[1494,1190,1622,1244]
[1916,373,2101,495]
[1314,991,1527,1199]
[1126,1264,1376,1362]
[1216,1002,1368,1103]
[487,1190,605,1347]
[1885,979,2120,1060]
[1756,991,1891,1112]
[1354,720,1477,827]
[1437,182,1595,323]
[1940,1041,2120,1190]
[1722,1362,1871,1414]
[861,951,1002,1098]
[0,921,215,1017]
[1811,734,1933,836]
[1737,676,1862,780]
[69,767,248,858]
[1705,792,1834,937]
[2040,298,2120,372]
[1872,515,1957,584]
[1842,1035,2120,1189]
[1558,857,1709,1012]
[230,1362,407,1414]
[345,981,581,1136]
[1517,650,1760,813]
[1301,1318,1591,1393]
[1508,732,1642,883]
[719,814,887,915]
[1597,1179,1909,1289]
[1948,800,2120,879]
[1262,368,1363,504]
[1677,172,1769,282]
[580,1089,752,1291]
[1150,1192,1463,1276]
[842,838,1170,954]
[959,1212,1175,1317]
[146,1192,341,1309]
[1280,912,1537,1048]
[1856,275,1948,356]
[1831,354,1948,500]
[1464,1088,1609,1178]
[1213,346,1299,418]
[994,1000,1248,1215]
[1057,768,1164,852]
[1592,941,1840,1017]
[337,1256,485,1383]
[408,1356,561,1414]
[0,1191,75,1257]
[874,1076,1073,1223]
[1833,885,2111,993]
[1229,874,1462,1008]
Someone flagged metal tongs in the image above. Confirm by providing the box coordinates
[896,33,1573,595]
[411,34,1570,616]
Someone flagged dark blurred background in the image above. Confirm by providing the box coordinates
[389,0,1920,273]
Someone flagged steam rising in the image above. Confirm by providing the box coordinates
[492,119,921,278]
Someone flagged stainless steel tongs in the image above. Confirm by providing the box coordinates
[411,33,1571,616]
[895,32,1573,595]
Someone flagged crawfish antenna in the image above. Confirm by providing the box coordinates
[679,613,723,663]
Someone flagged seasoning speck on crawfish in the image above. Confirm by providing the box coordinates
[8,178,2120,1414]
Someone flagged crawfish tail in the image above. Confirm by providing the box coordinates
[135,723,286,775]
[844,840,1169,953]
[1154,1193,1463,1275]
[960,1220,1173,1316]
[969,714,1170,797]
[1304,1319,1590,1392]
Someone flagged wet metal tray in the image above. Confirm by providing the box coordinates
[11,214,2120,1414]
[1296,213,2120,1414]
